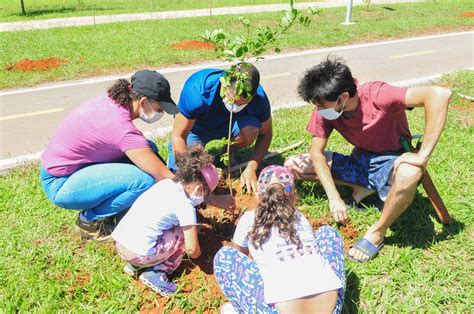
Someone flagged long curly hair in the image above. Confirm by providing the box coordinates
[248,184,301,250]
[173,144,214,189]
[107,79,146,112]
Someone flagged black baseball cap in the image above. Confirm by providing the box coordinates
[131,70,179,115]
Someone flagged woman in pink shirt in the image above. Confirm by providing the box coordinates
[40,70,178,242]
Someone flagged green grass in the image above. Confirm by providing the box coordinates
[0,0,318,22]
[1,0,473,90]
[442,69,474,99]
[1,72,473,311]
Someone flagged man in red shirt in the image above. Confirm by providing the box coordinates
[284,57,451,262]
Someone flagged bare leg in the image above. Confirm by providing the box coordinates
[348,163,423,261]
[284,153,374,202]
[229,126,259,152]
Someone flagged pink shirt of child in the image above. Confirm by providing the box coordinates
[306,81,411,153]
[41,94,149,177]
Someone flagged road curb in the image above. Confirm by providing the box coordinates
[0,0,423,32]
[1,73,459,171]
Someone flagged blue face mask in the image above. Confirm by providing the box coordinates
[318,96,345,120]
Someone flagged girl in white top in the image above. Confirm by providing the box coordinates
[112,145,219,296]
[213,165,346,313]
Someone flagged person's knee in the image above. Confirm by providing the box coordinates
[236,126,259,146]
[284,154,310,180]
[213,246,238,269]
[315,225,342,241]
[394,163,423,190]
[130,172,155,192]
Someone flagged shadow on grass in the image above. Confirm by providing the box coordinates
[343,270,360,314]
[386,192,464,249]
[8,7,110,18]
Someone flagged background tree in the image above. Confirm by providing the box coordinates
[20,0,26,15]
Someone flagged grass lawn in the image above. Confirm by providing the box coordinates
[1,71,473,312]
[0,0,319,22]
[1,0,473,90]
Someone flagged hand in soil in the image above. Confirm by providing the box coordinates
[330,199,349,223]
[208,193,236,212]
[239,167,258,195]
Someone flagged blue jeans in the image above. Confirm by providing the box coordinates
[168,115,260,171]
[40,141,158,221]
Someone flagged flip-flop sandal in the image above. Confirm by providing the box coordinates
[346,238,385,263]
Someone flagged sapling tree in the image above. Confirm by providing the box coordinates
[202,0,320,197]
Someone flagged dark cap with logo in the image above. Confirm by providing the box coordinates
[131,70,179,115]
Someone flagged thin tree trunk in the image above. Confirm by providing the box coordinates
[20,0,26,15]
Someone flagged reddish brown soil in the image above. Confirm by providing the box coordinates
[5,57,68,72]
[459,12,474,18]
[171,40,214,50]
[341,224,359,240]
[308,216,332,229]
[139,180,359,311]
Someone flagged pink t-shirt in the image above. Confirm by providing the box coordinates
[306,81,411,153]
[41,94,149,176]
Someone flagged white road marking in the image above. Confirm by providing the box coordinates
[1,31,471,96]
[0,107,64,121]
[390,50,436,59]
[262,72,291,80]
[0,72,461,170]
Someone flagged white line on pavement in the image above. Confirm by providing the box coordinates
[0,107,64,121]
[2,72,465,171]
[1,31,472,96]
[262,72,291,80]
[390,50,436,59]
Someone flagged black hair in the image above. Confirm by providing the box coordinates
[297,56,357,105]
[248,184,302,250]
[231,63,260,99]
[173,144,214,192]
[107,79,147,111]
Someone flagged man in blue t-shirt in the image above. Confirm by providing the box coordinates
[169,64,273,195]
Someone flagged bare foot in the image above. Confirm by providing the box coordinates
[352,186,375,203]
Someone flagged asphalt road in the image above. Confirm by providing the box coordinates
[1,31,473,160]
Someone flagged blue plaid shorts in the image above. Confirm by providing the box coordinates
[331,148,402,200]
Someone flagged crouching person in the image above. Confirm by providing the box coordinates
[111,145,219,296]
[213,166,345,313]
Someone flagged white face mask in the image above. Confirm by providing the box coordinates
[223,97,248,113]
[139,100,164,124]
[318,96,345,120]
[189,185,205,207]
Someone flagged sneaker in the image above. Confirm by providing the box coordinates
[139,270,177,297]
[123,263,149,278]
[74,214,115,242]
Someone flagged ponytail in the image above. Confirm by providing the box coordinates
[248,184,301,249]
[107,79,146,111]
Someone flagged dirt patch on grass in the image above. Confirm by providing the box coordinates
[171,40,214,50]
[459,12,474,18]
[5,57,68,72]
